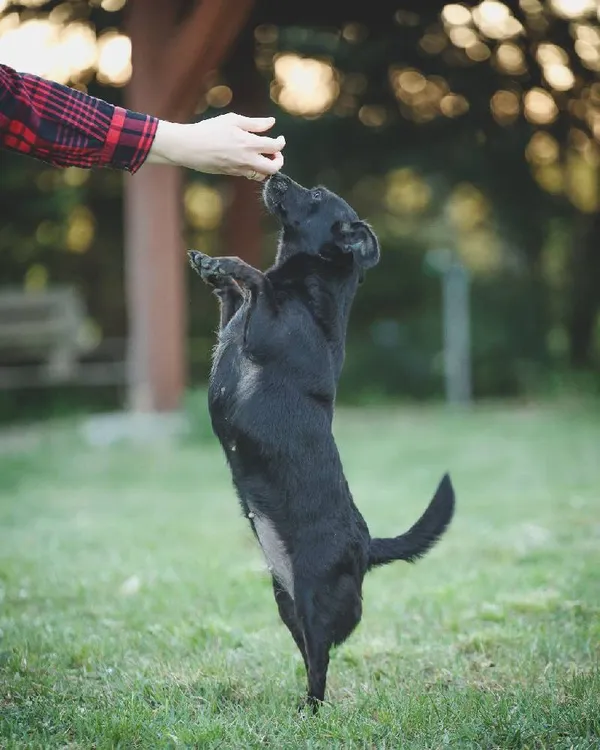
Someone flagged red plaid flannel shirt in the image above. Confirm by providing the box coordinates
[0,64,158,173]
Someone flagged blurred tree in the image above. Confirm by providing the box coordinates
[252,0,600,367]
[0,0,131,335]
[1,0,598,410]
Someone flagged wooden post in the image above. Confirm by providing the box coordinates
[124,0,255,412]
[124,166,184,412]
[157,0,255,122]
[424,247,472,406]
[442,260,472,406]
[124,0,185,412]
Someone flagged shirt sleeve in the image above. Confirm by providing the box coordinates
[0,64,158,174]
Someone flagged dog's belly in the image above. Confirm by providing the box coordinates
[250,508,294,599]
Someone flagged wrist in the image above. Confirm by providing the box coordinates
[146,120,182,166]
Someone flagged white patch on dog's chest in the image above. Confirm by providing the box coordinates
[249,510,294,599]
[236,359,261,404]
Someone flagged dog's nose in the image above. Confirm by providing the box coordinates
[188,250,200,265]
[269,172,289,193]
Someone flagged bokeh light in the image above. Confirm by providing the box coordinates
[524,88,559,124]
[205,85,233,108]
[573,23,600,70]
[495,42,527,74]
[384,168,431,215]
[358,105,388,128]
[0,13,131,86]
[472,1,524,40]
[440,93,470,117]
[447,183,501,273]
[449,26,480,49]
[490,89,520,124]
[550,0,597,19]
[442,4,473,26]
[271,53,339,117]
[96,31,131,86]
[526,131,560,165]
[184,184,224,231]
[66,205,95,254]
[465,41,491,61]
[544,63,575,91]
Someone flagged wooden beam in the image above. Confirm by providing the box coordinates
[156,0,255,121]
[127,0,183,113]
[124,0,257,413]
[249,0,430,26]
[123,165,185,412]
[124,0,187,413]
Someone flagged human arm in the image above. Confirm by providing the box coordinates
[145,113,285,180]
[0,63,285,178]
[0,63,156,173]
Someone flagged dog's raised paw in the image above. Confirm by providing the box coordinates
[188,251,224,285]
[188,250,205,273]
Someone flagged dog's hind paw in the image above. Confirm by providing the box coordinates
[297,695,323,716]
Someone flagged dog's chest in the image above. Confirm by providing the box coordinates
[210,342,262,417]
[248,507,294,599]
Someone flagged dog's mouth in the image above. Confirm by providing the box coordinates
[263,173,290,217]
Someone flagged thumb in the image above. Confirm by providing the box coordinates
[233,115,276,133]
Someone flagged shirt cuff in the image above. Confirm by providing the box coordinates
[101,106,159,174]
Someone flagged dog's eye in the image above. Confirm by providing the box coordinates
[312,190,322,202]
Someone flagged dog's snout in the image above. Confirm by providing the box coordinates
[263,174,292,220]
[188,250,201,266]
[268,173,289,195]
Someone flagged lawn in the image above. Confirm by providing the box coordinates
[0,401,599,749]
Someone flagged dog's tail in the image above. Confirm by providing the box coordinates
[368,474,455,569]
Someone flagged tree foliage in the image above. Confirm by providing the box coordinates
[0,0,598,413]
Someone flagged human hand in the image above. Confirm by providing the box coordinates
[145,112,285,180]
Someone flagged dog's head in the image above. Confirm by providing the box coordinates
[263,173,380,272]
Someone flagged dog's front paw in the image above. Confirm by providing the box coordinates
[188,251,225,286]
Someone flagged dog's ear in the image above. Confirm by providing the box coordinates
[333,220,380,270]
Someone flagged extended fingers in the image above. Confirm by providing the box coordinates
[233,115,276,133]
[246,134,286,154]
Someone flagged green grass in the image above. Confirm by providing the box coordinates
[1,401,599,749]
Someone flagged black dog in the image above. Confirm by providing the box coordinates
[188,173,455,711]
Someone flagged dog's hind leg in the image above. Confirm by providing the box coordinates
[272,579,308,671]
[295,587,331,712]
[215,284,244,330]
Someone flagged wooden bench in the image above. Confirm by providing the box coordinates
[0,287,126,389]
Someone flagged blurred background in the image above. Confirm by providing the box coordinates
[1,0,599,426]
